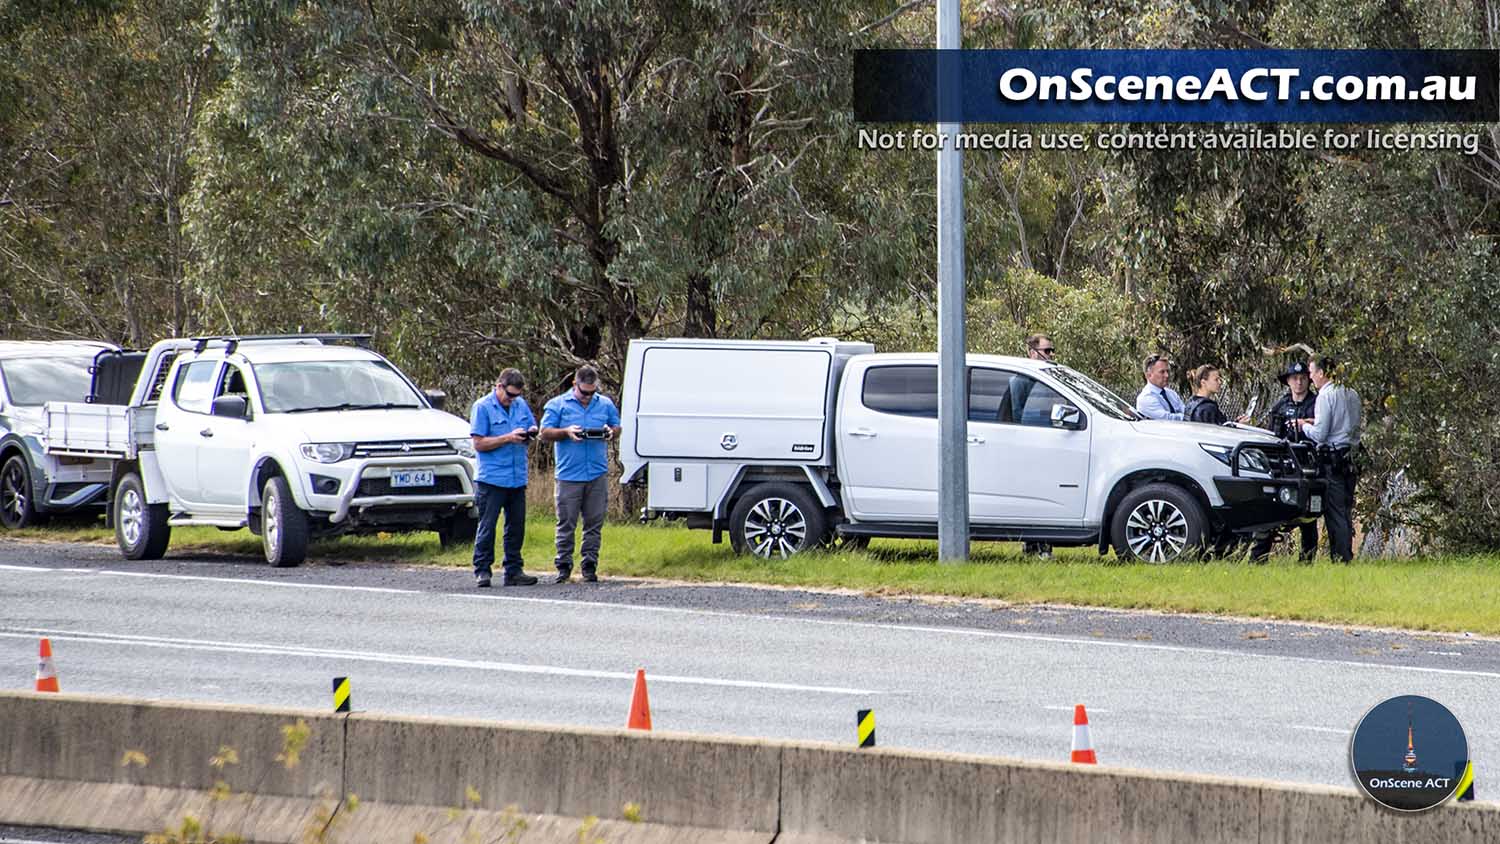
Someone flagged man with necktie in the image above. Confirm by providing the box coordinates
[1135,353,1185,421]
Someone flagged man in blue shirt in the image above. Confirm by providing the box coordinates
[540,364,621,583]
[469,368,538,587]
[1135,354,1186,421]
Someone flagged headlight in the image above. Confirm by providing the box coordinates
[299,443,354,463]
[1237,448,1270,474]
[1200,443,1271,474]
[1200,444,1232,466]
[449,437,477,459]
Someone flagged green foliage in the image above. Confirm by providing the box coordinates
[4,0,1499,549]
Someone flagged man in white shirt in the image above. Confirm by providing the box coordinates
[1294,355,1362,562]
[1135,354,1185,420]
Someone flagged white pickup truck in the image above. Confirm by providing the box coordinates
[620,338,1325,562]
[44,334,479,566]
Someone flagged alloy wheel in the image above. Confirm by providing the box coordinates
[1124,498,1189,563]
[742,497,808,560]
[265,488,281,557]
[118,486,143,547]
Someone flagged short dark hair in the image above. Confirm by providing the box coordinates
[1142,353,1170,374]
[574,364,599,385]
[1025,333,1052,352]
[1309,354,1338,377]
[496,368,524,389]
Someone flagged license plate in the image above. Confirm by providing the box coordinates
[390,469,435,488]
[1310,495,1322,513]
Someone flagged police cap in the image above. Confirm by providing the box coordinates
[1278,361,1310,385]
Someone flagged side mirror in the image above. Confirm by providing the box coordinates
[423,389,447,411]
[1050,403,1084,430]
[211,395,249,419]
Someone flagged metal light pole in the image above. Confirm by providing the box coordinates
[936,0,969,562]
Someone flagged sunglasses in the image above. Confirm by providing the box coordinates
[1037,347,1056,356]
[504,386,524,396]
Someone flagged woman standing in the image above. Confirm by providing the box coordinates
[1184,365,1249,425]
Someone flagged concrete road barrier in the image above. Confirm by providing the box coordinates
[0,692,344,840]
[1,691,1496,843]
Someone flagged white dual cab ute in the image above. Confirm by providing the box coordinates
[621,338,1326,562]
[43,334,479,565]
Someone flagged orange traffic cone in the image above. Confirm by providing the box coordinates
[1070,704,1096,764]
[627,669,652,730]
[35,638,59,693]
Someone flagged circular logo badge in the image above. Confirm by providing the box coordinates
[1350,695,1469,812]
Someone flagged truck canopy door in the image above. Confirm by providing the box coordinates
[633,345,834,462]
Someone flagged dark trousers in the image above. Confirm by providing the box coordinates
[1250,521,1318,562]
[554,476,608,575]
[1323,470,1357,562]
[473,482,527,578]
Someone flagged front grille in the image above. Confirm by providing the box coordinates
[351,440,455,458]
[356,476,465,497]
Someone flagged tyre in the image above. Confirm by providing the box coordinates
[115,472,171,560]
[437,513,478,549]
[261,475,309,567]
[1110,482,1207,563]
[729,483,828,560]
[0,454,40,529]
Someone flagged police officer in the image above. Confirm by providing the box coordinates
[1249,361,1318,562]
[1293,355,1362,562]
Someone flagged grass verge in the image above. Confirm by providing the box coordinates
[9,518,1498,635]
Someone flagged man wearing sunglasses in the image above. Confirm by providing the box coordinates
[469,368,539,587]
[1025,333,1056,361]
[540,364,621,583]
[1018,334,1057,558]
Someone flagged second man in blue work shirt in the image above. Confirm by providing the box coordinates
[469,368,538,587]
[540,364,621,583]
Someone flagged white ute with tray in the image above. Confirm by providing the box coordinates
[43,334,478,565]
[620,338,1325,562]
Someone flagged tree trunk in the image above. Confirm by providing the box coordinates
[685,274,716,337]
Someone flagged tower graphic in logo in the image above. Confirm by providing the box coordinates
[1401,703,1418,773]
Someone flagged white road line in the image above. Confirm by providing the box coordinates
[0,627,880,697]
[3,563,1499,682]
[1288,725,1352,735]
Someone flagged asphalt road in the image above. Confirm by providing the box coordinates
[3,538,1498,794]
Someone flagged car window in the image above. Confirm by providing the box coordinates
[969,368,1073,428]
[0,357,95,405]
[254,359,423,413]
[968,368,1013,423]
[1014,377,1066,427]
[216,365,249,399]
[862,365,938,418]
[172,361,219,414]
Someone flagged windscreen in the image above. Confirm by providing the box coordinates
[1048,366,1142,421]
[254,359,423,413]
[0,357,95,405]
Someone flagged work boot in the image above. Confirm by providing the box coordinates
[502,573,538,586]
[554,569,572,584]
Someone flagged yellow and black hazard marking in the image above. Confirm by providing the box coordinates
[856,709,875,748]
[1456,760,1475,802]
[333,677,351,713]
